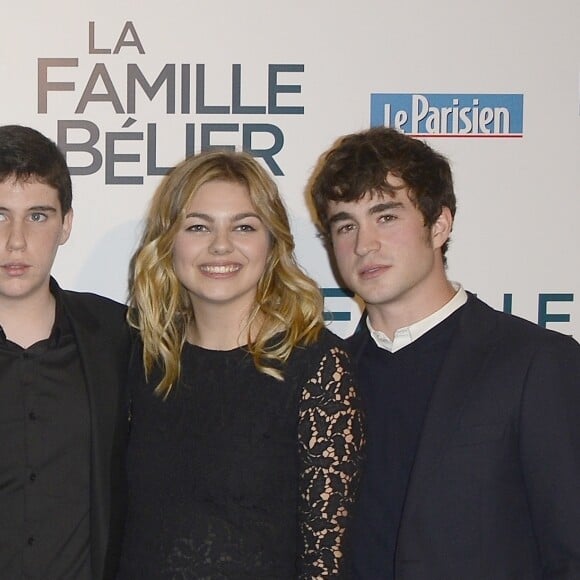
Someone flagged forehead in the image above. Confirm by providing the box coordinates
[0,178,61,209]
[186,179,253,212]
[326,171,413,216]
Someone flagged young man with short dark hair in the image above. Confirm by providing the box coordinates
[310,127,580,579]
[0,125,130,580]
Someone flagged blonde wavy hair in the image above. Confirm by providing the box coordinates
[128,150,324,397]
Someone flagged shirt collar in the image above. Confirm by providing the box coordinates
[367,282,467,353]
[49,278,71,347]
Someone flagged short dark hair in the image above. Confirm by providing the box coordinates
[310,126,456,259]
[0,125,72,215]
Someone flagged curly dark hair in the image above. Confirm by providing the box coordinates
[309,127,456,260]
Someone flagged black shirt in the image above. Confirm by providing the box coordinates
[118,329,364,579]
[0,285,91,579]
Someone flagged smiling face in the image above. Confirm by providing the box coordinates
[327,174,453,329]
[0,178,72,307]
[172,179,271,318]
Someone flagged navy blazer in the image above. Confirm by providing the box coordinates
[348,294,580,579]
[59,283,131,580]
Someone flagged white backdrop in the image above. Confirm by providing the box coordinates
[2,0,579,338]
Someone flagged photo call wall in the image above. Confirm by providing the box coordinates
[3,0,579,338]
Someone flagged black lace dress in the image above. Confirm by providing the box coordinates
[117,329,364,579]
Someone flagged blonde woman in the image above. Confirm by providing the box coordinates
[117,151,364,579]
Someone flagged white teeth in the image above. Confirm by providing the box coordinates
[201,264,240,274]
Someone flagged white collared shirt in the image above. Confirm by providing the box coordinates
[367,283,468,353]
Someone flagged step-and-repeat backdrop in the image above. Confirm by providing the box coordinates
[2,1,578,338]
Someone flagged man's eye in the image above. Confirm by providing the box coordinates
[378,214,396,223]
[30,213,47,222]
[336,223,355,234]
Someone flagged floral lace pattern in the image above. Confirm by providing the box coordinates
[299,346,365,577]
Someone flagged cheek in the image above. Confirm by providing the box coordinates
[171,244,196,286]
[172,234,198,262]
[332,238,354,262]
[37,230,66,255]
[255,250,270,275]
[243,234,271,262]
[394,226,427,250]
[171,245,184,268]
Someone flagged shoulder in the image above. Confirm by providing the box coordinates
[60,288,127,318]
[295,328,354,388]
[314,326,349,350]
[58,287,130,343]
[300,327,350,362]
[465,293,579,354]
[460,296,580,386]
[282,328,351,382]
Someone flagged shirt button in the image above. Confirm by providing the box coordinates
[27,536,34,546]
[29,472,37,482]
[28,411,37,421]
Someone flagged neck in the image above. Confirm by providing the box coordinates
[368,277,456,339]
[0,289,56,348]
[188,302,256,351]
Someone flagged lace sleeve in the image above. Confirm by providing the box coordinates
[298,344,365,578]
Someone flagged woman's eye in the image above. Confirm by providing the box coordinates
[186,224,208,232]
[235,224,256,232]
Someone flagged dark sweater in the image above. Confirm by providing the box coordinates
[348,308,463,580]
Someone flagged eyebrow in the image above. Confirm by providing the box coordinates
[369,201,404,214]
[0,205,58,213]
[184,211,262,222]
[328,201,405,225]
[327,211,353,225]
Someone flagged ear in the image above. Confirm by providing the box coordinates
[59,209,73,245]
[430,206,453,250]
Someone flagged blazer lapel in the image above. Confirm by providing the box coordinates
[60,292,107,460]
[346,311,371,363]
[401,297,499,516]
[59,290,111,580]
